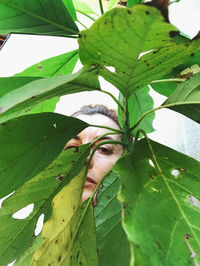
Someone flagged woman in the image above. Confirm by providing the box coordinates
[64,105,124,202]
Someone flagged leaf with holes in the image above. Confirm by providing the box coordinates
[94,172,130,266]
[0,144,91,265]
[31,168,86,265]
[0,112,88,199]
[0,0,78,36]
[0,66,100,123]
[114,138,200,265]
[164,72,200,124]
[79,5,200,97]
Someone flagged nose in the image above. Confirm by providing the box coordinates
[85,154,93,169]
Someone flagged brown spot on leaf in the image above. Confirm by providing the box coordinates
[55,174,63,182]
[38,64,42,70]
[76,250,80,259]
[55,239,58,244]
[185,233,192,240]
[58,255,62,262]
[127,10,131,14]
[190,53,195,57]
[145,11,150,15]
[31,96,36,99]
[169,31,179,38]
[1,122,7,126]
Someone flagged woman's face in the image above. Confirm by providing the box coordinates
[65,114,123,202]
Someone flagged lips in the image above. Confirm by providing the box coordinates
[85,176,97,185]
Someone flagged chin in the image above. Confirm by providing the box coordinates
[81,189,92,202]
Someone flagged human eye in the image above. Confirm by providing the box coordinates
[97,146,113,155]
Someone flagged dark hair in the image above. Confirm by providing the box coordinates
[72,104,121,128]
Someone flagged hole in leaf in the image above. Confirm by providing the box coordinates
[12,203,34,219]
[0,191,15,208]
[188,195,200,209]
[7,259,16,266]
[149,159,155,168]
[53,123,57,128]
[171,169,180,177]
[34,213,45,236]
[105,66,116,73]
[138,49,153,60]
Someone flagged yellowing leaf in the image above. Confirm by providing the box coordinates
[32,169,86,265]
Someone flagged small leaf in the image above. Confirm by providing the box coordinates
[119,86,155,135]
[0,66,100,123]
[31,168,86,265]
[73,0,98,15]
[0,0,78,36]
[165,72,200,123]
[0,113,88,198]
[79,5,200,97]
[94,172,130,266]
[114,138,200,265]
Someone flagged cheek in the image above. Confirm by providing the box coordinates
[94,155,116,176]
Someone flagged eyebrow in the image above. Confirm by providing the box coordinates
[72,135,115,142]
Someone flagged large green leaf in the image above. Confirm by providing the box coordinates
[0,112,88,198]
[0,66,100,123]
[0,144,91,265]
[31,168,86,265]
[119,86,155,135]
[78,5,200,97]
[70,203,99,266]
[94,172,130,266]
[15,49,79,114]
[114,138,200,265]
[16,50,79,77]
[165,72,200,123]
[0,0,78,36]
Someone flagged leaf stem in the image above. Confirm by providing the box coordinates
[129,101,200,133]
[90,124,123,134]
[77,19,88,29]
[150,78,186,84]
[76,10,97,21]
[99,0,104,15]
[101,89,125,112]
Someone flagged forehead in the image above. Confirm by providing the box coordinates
[75,114,121,142]
[76,114,120,130]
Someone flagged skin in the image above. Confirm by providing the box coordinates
[65,114,124,202]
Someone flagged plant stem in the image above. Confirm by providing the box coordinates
[90,124,123,134]
[77,19,88,29]
[101,89,125,112]
[150,78,186,84]
[99,0,104,15]
[129,101,199,133]
[76,10,97,21]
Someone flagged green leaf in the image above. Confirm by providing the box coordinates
[0,0,78,36]
[165,73,200,123]
[31,168,86,265]
[62,0,77,21]
[0,144,91,265]
[0,112,88,199]
[70,203,99,266]
[14,50,79,114]
[119,86,155,135]
[94,172,130,266]
[108,0,119,10]
[0,66,100,123]
[127,0,145,7]
[114,138,200,265]
[73,0,98,15]
[16,50,79,77]
[78,5,200,97]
